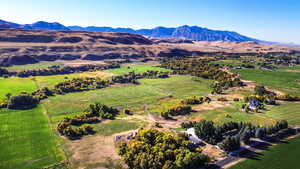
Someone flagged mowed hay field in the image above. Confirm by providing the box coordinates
[230,136,300,169]
[232,68,300,96]
[43,75,213,123]
[0,105,64,169]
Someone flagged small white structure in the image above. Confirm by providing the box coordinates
[185,128,205,146]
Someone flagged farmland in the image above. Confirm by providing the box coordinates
[1,60,300,168]
[43,75,213,123]
[230,136,300,169]
[232,68,300,96]
[0,105,64,169]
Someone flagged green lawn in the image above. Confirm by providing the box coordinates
[4,61,64,71]
[0,105,64,169]
[232,69,300,96]
[43,75,213,122]
[106,63,170,75]
[230,136,300,169]
[0,77,38,100]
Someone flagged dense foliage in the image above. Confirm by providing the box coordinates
[7,93,39,109]
[54,78,109,94]
[118,129,210,169]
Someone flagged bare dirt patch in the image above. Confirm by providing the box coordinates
[66,135,120,169]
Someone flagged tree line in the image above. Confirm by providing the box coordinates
[182,120,294,152]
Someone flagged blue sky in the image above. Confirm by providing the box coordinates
[0,0,299,43]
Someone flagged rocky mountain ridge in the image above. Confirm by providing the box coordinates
[1,19,259,42]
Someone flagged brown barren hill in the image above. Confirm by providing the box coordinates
[0,29,299,66]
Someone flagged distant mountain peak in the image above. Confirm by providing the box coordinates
[0,19,260,42]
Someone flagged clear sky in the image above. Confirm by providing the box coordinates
[0,0,299,44]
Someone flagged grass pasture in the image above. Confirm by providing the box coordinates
[94,119,145,136]
[43,75,213,122]
[230,136,300,169]
[0,106,64,169]
[0,77,38,100]
[232,68,300,96]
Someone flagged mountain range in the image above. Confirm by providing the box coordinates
[0,19,260,42]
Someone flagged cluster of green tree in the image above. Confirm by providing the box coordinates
[54,77,109,94]
[57,102,118,139]
[6,93,39,109]
[118,129,210,169]
[0,63,120,78]
[182,120,291,152]
[160,58,244,94]
[161,105,192,119]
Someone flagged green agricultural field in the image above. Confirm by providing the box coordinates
[43,75,213,123]
[106,63,170,75]
[94,119,145,136]
[230,136,300,169]
[4,61,64,71]
[232,68,300,96]
[0,77,38,100]
[0,105,64,169]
